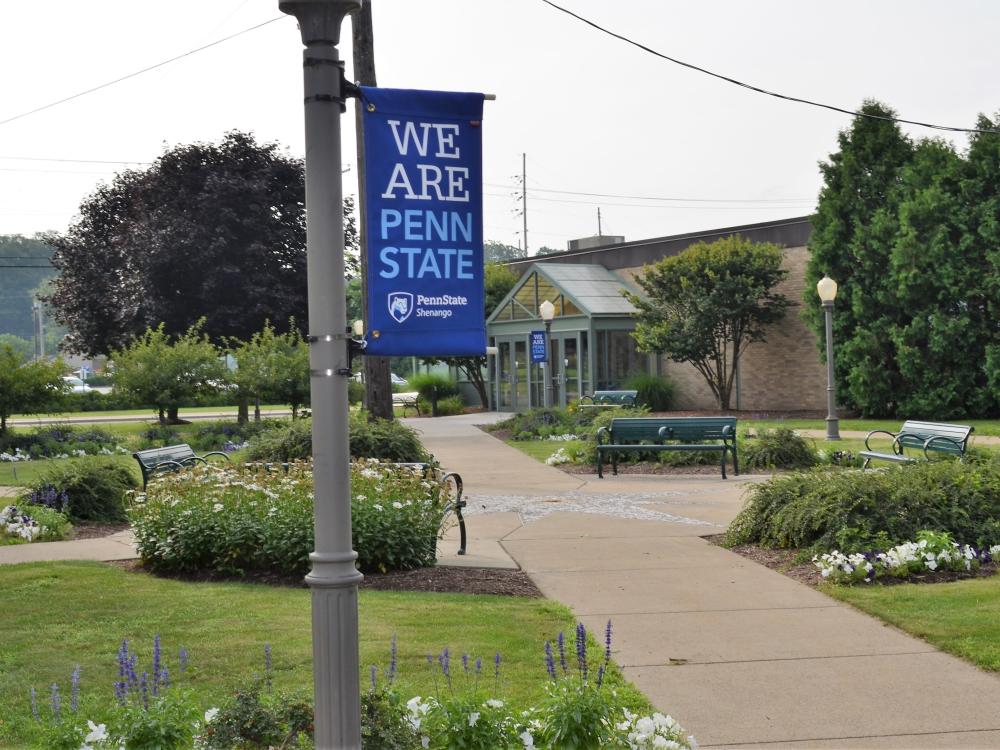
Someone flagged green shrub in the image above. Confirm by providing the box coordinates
[407,373,459,401]
[487,407,597,439]
[28,457,138,522]
[741,428,817,470]
[725,460,1000,553]
[418,394,465,416]
[348,378,365,405]
[137,424,183,449]
[0,424,123,460]
[575,407,650,465]
[245,413,429,465]
[131,461,447,574]
[625,374,676,412]
[198,681,313,749]
[187,419,275,452]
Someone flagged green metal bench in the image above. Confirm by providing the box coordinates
[859,420,974,468]
[596,417,738,479]
[579,390,638,409]
[132,444,230,489]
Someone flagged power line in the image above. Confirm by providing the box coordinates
[0,16,286,129]
[485,181,813,204]
[0,156,150,165]
[539,0,1000,136]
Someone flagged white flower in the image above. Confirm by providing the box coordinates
[204,707,220,723]
[421,736,430,749]
[468,711,480,727]
[485,698,504,708]
[520,729,535,747]
[392,501,403,509]
[84,720,108,742]
[212,503,224,513]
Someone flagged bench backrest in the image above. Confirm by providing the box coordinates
[897,421,973,455]
[608,417,737,443]
[593,390,637,405]
[133,444,196,469]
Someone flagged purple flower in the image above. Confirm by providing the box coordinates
[264,642,272,691]
[557,631,567,674]
[494,651,502,679]
[178,646,188,674]
[388,635,398,685]
[575,623,588,681]
[29,687,39,721]
[604,620,613,666]
[474,656,482,676]
[438,647,451,688]
[152,636,162,695]
[114,681,127,706]
[70,666,80,713]
[50,684,61,722]
[462,653,469,674]
[160,667,170,689]
[544,641,557,680]
[370,665,378,691]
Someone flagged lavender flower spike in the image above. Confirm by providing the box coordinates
[70,666,81,713]
[388,634,398,685]
[557,631,567,674]
[50,684,61,722]
[370,664,378,691]
[544,641,557,680]
[178,646,188,674]
[152,635,161,695]
[604,619,613,665]
[30,687,39,721]
[575,622,588,681]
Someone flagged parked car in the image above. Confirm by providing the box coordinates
[352,372,409,387]
[62,376,92,393]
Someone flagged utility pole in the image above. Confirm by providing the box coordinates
[521,152,528,255]
[597,207,602,237]
[279,1,363,747]
[32,300,44,360]
[352,0,394,420]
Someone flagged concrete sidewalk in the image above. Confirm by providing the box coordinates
[414,413,1000,749]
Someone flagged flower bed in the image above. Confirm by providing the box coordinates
[130,460,449,575]
[0,425,125,462]
[814,530,1000,584]
[25,625,697,750]
[0,503,72,544]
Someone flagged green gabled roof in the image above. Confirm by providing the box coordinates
[487,262,640,325]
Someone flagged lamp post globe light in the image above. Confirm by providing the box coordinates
[817,275,840,441]
[278,1,363,747]
[539,299,555,408]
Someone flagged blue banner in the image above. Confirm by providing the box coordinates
[530,331,547,363]
[360,86,486,357]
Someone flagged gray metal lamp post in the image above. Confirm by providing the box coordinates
[817,275,841,441]
[278,1,363,747]
[539,299,555,408]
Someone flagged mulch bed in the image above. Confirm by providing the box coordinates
[72,522,131,540]
[108,559,541,597]
[704,533,1000,587]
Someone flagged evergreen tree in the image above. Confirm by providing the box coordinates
[804,100,914,416]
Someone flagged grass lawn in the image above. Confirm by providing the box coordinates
[828,576,1000,672]
[0,454,140,487]
[506,439,578,463]
[0,562,639,748]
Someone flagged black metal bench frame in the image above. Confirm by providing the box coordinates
[579,390,638,409]
[132,443,230,489]
[859,420,974,468]
[596,417,739,479]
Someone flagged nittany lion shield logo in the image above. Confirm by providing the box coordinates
[387,292,414,323]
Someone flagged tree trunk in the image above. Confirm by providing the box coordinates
[158,406,166,425]
[167,405,179,424]
[237,394,249,425]
[254,395,261,422]
[353,1,394,421]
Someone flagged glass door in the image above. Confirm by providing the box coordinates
[514,340,528,410]
[497,341,513,410]
[562,337,579,405]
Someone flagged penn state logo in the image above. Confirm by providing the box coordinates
[387,292,414,323]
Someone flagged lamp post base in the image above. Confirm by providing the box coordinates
[825,416,841,441]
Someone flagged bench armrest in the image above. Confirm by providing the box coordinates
[657,425,674,440]
[579,395,595,405]
[596,426,610,445]
[622,395,636,406]
[864,430,900,453]
[923,435,964,459]
[199,451,231,462]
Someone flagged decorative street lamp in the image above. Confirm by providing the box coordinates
[539,299,555,408]
[817,275,841,441]
[278,1,363,747]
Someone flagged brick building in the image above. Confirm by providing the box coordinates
[487,215,826,412]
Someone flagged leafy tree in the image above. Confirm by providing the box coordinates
[888,139,993,417]
[534,245,561,256]
[803,101,914,416]
[484,240,525,263]
[44,131,360,356]
[420,262,519,408]
[627,235,789,409]
[0,334,32,361]
[0,345,66,435]
[269,328,311,419]
[111,322,225,424]
[229,321,311,421]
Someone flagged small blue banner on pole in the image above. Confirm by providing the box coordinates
[360,86,486,357]
[530,331,547,363]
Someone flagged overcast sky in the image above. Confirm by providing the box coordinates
[1,0,998,252]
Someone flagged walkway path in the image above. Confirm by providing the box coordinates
[413,413,1000,749]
